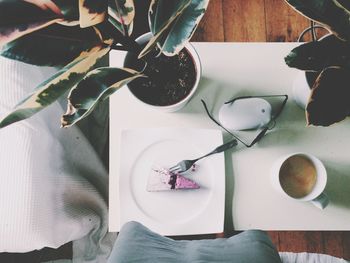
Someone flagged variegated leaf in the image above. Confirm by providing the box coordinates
[139,0,191,58]
[52,0,80,21]
[306,67,350,126]
[0,46,110,129]
[61,67,143,127]
[24,0,62,13]
[284,34,350,71]
[284,0,350,41]
[149,0,190,35]
[108,0,135,36]
[336,0,350,11]
[79,0,107,28]
[1,24,111,67]
[108,0,135,25]
[108,14,133,37]
[0,0,65,46]
[140,0,209,57]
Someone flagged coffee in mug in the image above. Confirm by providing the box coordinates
[271,152,329,209]
[279,155,317,198]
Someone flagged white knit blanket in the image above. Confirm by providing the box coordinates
[0,57,116,262]
[280,252,349,263]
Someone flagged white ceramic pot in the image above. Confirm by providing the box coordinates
[124,32,201,112]
[292,71,320,109]
[292,71,311,109]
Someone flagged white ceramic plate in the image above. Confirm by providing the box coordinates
[116,128,225,236]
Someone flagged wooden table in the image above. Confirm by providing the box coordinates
[109,43,350,232]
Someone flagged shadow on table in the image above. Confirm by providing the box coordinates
[248,128,304,150]
[179,77,223,115]
[222,138,236,234]
[179,77,259,115]
[221,132,257,235]
[323,160,350,209]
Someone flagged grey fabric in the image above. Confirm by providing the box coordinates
[107,221,282,263]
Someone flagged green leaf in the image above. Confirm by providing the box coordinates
[306,67,350,126]
[1,24,110,67]
[52,0,79,21]
[149,1,191,34]
[108,13,133,37]
[0,0,65,46]
[24,0,80,24]
[284,34,350,71]
[0,46,110,129]
[284,0,350,40]
[79,0,107,28]
[61,67,143,127]
[336,0,350,11]
[108,0,135,36]
[140,0,209,57]
[138,0,191,58]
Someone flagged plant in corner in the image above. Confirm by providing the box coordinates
[0,0,209,128]
[283,0,350,126]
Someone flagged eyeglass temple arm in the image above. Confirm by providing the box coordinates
[224,94,288,105]
[272,94,288,119]
[245,94,288,147]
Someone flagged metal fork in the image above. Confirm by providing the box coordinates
[169,139,238,173]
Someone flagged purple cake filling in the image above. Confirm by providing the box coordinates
[147,167,200,192]
[169,174,177,189]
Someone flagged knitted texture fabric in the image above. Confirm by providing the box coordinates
[0,56,115,263]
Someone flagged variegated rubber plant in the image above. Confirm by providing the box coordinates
[0,0,209,128]
[284,0,350,126]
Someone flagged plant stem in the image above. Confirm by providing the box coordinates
[104,21,143,54]
[111,44,131,51]
[311,20,317,42]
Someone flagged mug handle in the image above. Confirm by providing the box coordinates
[311,192,329,209]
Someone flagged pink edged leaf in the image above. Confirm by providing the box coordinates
[24,0,62,14]
[108,0,135,36]
[1,24,110,67]
[0,46,111,129]
[306,67,350,126]
[61,67,143,127]
[0,0,66,46]
[78,0,107,28]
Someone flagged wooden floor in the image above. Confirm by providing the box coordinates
[0,0,348,262]
[192,0,311,42]
[134,0,325,42]
[268,231,350,259]
[176,231,350,259]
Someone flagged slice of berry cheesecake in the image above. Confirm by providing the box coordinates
[147,168,200,192]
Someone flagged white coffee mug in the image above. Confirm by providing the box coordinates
[271,152,329,209]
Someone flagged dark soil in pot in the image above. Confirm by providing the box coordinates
[124,48,197,106]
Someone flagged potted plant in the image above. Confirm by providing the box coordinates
[283,0,350,126]
[0,0,209,128]
[122,32,201,112]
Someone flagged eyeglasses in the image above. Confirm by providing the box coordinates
[201,95,288,148]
